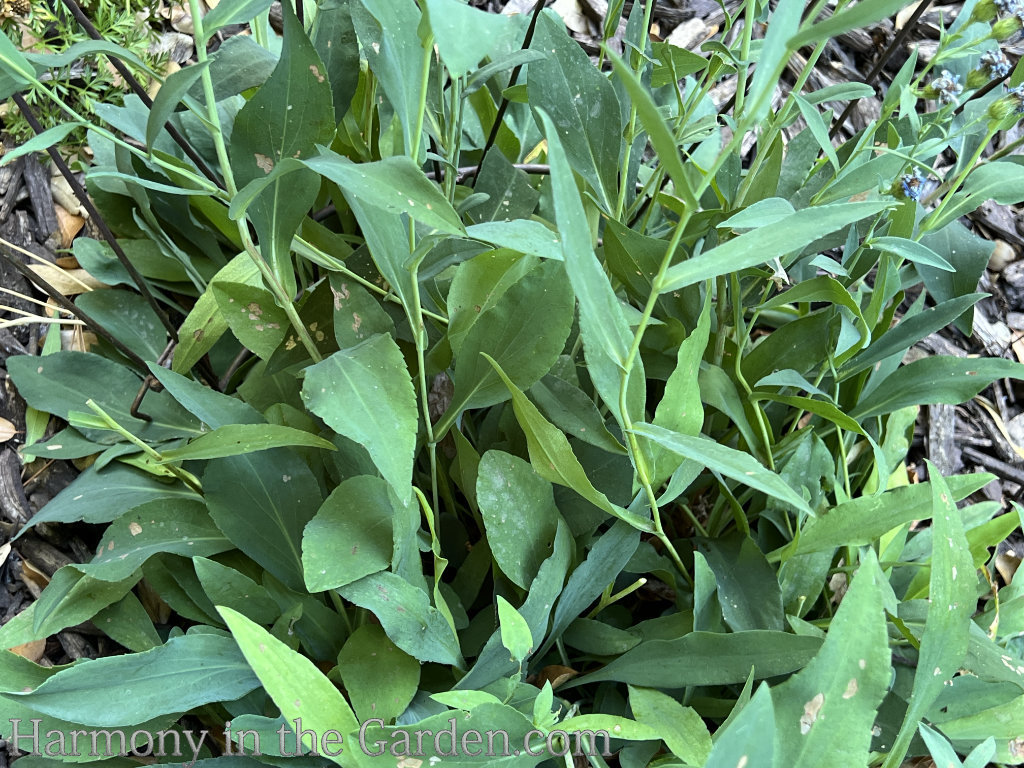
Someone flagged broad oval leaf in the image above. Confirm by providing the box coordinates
[301,334,418,504]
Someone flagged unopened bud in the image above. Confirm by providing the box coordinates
[992,15,1023,40]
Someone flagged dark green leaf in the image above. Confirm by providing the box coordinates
[9,633,260,726]
[477,451,559,589]
[302,475,395,591]
[301,334,418,504]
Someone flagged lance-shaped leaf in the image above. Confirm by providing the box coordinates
[536,109,643,428]
[769,551,891,767]
[220,607,358,766]
[882,464,976,768]
[658,202,891,293]
[633,422,814,517]
[301,334,418,504]
[486,355,654,533]
[304,152,464,235]
[229,0,335,298]
[7,633,261,726]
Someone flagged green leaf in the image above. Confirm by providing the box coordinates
[696,532,785,631]
[465,221,562,262]
[219,607,358,765]
[8,351,202,442]
[201,0,275,39]
[212,281,289,359]
[721,197,796,229]
[540,520,639,656]
[486,356,654,532]
[851,356,1024,420]
[425,0,516,78]
[477,451,559,589]
[204,449,322,592]
[446,250,536,355]
[839,293,986,379]
[795,95,840,172]
[228,0,334,298]
[172,253,262,374]
[634,422,814,516]
[193,556,280,625]
[149,362,265,428]
[351,0,425,158]
[803,82,876,104]
[659,202,892,293]
[77,499,231,582]
[145,62,208,150]
[497,596,534,662]
[301,334,418,504]
[917,221,994,336]
[302,475,394,591]
[9,633,260,726]
[28,565,138,640]
[566,631,822,688]
[528,12,621,211]
[447,258,574,419]
[628,686,712,765]
[305,152,464,234]
[703,685,777,768]
[312,0,359,122]
[745,0,804,123]
[93,592,162,652]
[536,109,643,428]
[650,291,710,483]
[869,236,954,271]
[529,374,626,454]
[337,624,420,723]
[328,273,395,348]
[770,551,891,766]
[883,465,977,768]
[159,424,336,462]
[789,0,913,49]
[337,571,464,667]
[75,289,167,362]
[17,463,201,531]
[0,123,86,167]
[787,474,990,558]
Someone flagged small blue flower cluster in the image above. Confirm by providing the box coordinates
[993,0,1022,14]
[929,70,964,105]
[980,49,1012,79]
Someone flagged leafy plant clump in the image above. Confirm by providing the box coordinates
[2,0,1024,766]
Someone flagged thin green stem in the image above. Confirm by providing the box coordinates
[410,270,440,515]
[84,400,203,493]
[919,124,998,235]
[188,0,321,362]
[410,35,434,164]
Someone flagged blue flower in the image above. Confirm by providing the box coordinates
[929,70,963,105]
[980,49,1012,79]
[900,170,926,201]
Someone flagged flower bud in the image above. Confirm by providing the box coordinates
[992,15,1023,40]
[987,86,1024,122]
[970,0,999,22]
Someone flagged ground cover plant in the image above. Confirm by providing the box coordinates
[3,0,1024,765]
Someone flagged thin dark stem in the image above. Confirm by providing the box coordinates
[828,0,935,139]
[11,92,180,343]
[469,0,547,190]
[57,0,225,190]
[0,248,148,369]
[294,0,303,28]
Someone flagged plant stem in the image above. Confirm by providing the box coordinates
[188,0,322,363]
[410,34,434,164]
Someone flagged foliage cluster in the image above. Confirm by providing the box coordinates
[3,0,1024,766]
